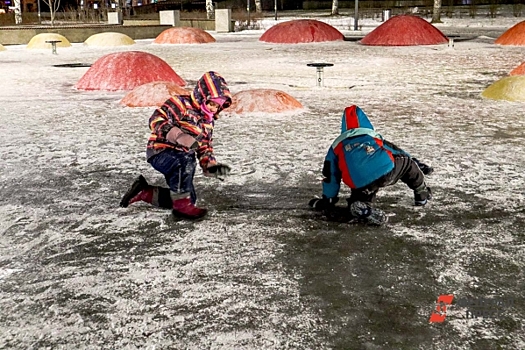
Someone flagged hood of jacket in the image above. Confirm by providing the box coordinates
[340,105,374,133]
[191,71,232,109]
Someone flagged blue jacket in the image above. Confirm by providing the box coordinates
[322,105,409,199]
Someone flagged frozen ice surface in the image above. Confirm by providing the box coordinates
[1,13,524,349]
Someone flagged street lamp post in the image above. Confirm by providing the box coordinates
[37,0,41,24]
[354,0,359,31]
[246,0,250,26]
[274,0,277,20]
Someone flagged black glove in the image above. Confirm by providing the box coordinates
[413,158,434,176]
[205,164,231,177]
[308,196,339,211]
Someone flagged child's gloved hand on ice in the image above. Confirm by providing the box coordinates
[204,164,231,178]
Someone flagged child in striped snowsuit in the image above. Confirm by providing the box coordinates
[120,71,232,219]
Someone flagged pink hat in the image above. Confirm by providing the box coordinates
[208,96,231,109]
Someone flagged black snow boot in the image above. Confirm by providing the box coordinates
[120,175,150,208]
[413,158,434,176]
[348,201,388,226]
[414,185,432,206]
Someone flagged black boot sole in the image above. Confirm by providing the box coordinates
[171,209,208,220]
[120,175,148,208]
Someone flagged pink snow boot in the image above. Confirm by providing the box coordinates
[172,197,208,219]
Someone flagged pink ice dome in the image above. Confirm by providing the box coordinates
[360,15,448,46]
[153,27,216,44]
[75,51,186,91]
[226,89,303,114]
[120,81,189,107]
[259,19,344,44]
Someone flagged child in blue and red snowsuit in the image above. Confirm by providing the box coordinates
[120,71,233,219]
[310,105,433,225]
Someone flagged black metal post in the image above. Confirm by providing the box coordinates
[247,0,250,26]
[354,0,359,31]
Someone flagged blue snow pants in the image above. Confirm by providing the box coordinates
[148,149,197,204]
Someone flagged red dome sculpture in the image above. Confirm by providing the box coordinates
[154,27,216,44]
[495,21,525,46]
[360,15,448,46]
[259,19,344,44]
[226,89,303,114]
[75,51,186,91]
[510,62,525,76]
[120,81,189,107]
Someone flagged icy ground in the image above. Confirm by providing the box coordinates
[1,13,525,349]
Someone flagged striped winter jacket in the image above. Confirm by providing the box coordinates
[146,72,232,169]
[322,105,408,199]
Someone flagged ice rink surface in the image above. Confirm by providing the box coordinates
[1,12,524,349]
